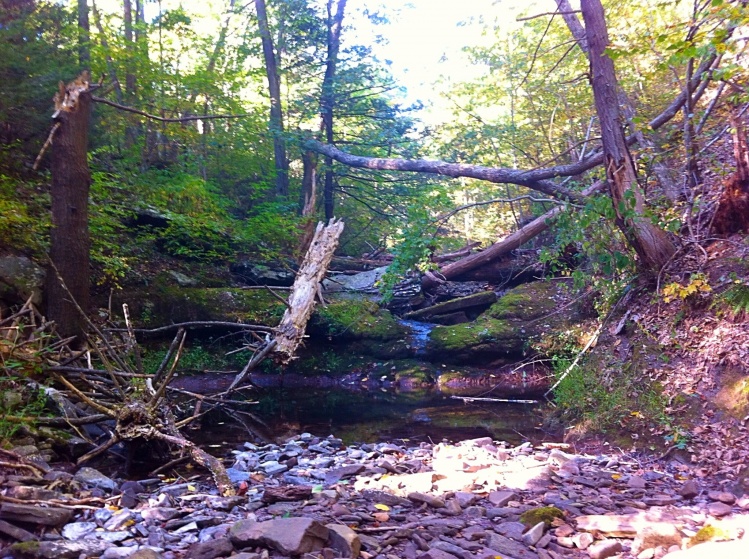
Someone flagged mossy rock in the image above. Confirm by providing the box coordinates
[310,299,408,341]
[111,287,286,328]
[395,365,437,388]
[487,280,575,321]
[519,506,565,528]
[426,280,583,363]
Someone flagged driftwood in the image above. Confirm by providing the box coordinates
[274,218,345,364]
[422,181,606,289]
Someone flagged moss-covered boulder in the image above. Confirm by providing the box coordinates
[310,299,411,359]
[311,299,408,340]
[426,280,582,363]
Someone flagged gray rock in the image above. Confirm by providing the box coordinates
[485,532,538,559]
[416,548,461,559]
[183,537,234,559]
[679,480,700,499]
[9,539,111,559]
[408,492,445,508]
[0,255,45,305]
[61,521,97,540]
[101,548,139,559]
[104,510,136,531]
[74,466,118,492]
[431,540,472,559]
[230,517,329,555]
[522,522,545,546]
[488,490,518,507]
[588,539,623,559]
[168,270,198,287]
[708,501,733,517]
[495,521,526,540]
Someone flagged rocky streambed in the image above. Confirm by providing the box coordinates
[1,434,749,559]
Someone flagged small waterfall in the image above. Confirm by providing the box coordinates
[400,319,436,357]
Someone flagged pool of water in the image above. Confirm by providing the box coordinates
[188,386,553,452]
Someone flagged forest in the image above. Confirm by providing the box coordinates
[1,0,749,557]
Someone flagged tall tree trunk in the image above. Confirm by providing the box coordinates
[256,0,289,197]
[47,74,92,343]
[581,0,675,273]
[322,0,347,220]
[301,0,347,217]
[77,0,90,69]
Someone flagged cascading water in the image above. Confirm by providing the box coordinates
[400,319,436,357]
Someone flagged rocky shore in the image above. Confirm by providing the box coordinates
[1,434,748,559]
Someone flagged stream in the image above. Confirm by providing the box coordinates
[183,381,548,454]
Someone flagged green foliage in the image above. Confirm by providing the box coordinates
[713,278,749,319]
[0,175,49,255]
[550,353,666,434]
[539,195,635,315]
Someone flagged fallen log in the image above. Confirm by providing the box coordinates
[274,218,345,363]
[422,181,606,290]
[403,291,497,321]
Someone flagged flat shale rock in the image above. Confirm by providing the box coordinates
[0,502,73,526]
[8,539,111,559]
[230,517,329,555]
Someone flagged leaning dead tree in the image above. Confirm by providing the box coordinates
[228,218,345,391]
[274,218,345,362]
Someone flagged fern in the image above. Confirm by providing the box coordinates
[715,283,749,319]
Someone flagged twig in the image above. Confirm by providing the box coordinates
[92,96,249,123]
[227,339,277,392]
[32,122,61,170]
[264,285,292,309]
[147,329,186,411]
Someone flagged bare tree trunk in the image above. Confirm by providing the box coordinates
[256,0,289,197]
[47,74,93,343]
[581,0,675,273]
[713,103,749,234]
[274,219,345,363]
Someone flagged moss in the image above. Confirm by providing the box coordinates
[311,300,407,341]
[395,366,436,387]
[9,540,41,556]
[519,506,565,528]
[688,524,732,547]
[111,287,285,327]
[427,317,525,361]
[488,281,570,321]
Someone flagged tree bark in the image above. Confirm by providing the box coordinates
[256,0,289,197]
[47,73,93,343]
[274,218,345,364]
[581,0,675,273]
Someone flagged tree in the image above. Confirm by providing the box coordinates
[580,0,675,272]
[255,0,289,197]
[46,73,93,343]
